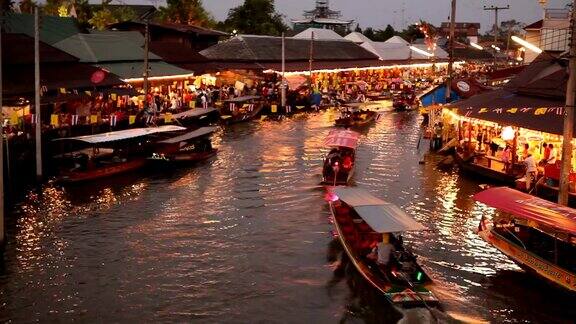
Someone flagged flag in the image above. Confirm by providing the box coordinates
[129,115,136,125]
[286,105,292,113]
[30,113,36,124]
[189,101,196,108]
[202,101,209,109]
[59,88,66,94]
[230,103,236,112]
[71,114,79,125]
[110,114,117,126]
[164,112,173,123]
[146,115,155,124]
[247,104,254,112]
[260,115,267,121]
[90,114,98,124]
[271,105,278,113]
[110,93,117,101]
[10,111,19,125]
[50,114,59,126]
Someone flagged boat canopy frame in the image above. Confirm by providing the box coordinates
[332,187,427,233]
[54,125,186,144]
[324,129,360,149]
[159,126,218,144]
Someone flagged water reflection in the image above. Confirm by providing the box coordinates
[0,110,574,323]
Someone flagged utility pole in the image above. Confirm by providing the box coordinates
[34,7,42,180]
[484,4,510,66]
[281,33,286,109]
[445,0,456,102]
[143,18,150,116]
[558,0,576,206]
[0,12,5,247]
[309,31,314,92]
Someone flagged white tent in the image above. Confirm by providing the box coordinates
[361,41,411,61]
[293,28,344,40]
[384,35,410,45]
[344,32,371,44]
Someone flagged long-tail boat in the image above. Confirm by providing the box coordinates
[150,126,218,164]
[220,95,263,124]
[322,129,360,185]
[53,125,185,183]
[475,187,576,292]
[329,187,439,307]
[334,107,378,127]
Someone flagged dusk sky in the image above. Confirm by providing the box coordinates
[201,0,571,32]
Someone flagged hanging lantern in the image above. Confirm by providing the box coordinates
[501,126,515,141]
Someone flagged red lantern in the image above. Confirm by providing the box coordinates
[91,70,106,84]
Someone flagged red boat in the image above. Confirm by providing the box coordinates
[150,126,218,164]
[475,187,576,292]
[54,125,186,183]
[329,187,439,307]
[322,129,360,185]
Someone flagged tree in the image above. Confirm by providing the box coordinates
[397,24,424,42]
[222,0,287,36]
[362,27,375,41]
[89,8,117,30]
[157,0,215,27]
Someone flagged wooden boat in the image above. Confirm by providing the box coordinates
[454,150,523,185]
[393,91,419,111]
[334,108,378,127]
[53,125,186,183]
[534,163,576,206]
[322,129,360,185]
[329,187,439,306]
[169,107,219,126]
[475,187,576,293]
[150,126,218,164]
[220,95,263,124]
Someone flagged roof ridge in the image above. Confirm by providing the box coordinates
[77,33,98,63]
[237,35,260,62]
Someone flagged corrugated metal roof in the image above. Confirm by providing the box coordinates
[200,35,378,62]
[3,13,83,45]
[53,31,159,63]
[96,61,192,79]
[344,32,371,43]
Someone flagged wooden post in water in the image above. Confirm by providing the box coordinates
[34,7,42,180]
[281,33,286,109]
[558,0,576,206]
[309,31,314,92]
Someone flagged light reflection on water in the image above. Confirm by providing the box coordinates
[0,109,574,323]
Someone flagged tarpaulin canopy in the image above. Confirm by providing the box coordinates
[171,108,217,119]
[324,129,360,149]
[333,187,427,233]
[474,187,576,236]
[159,126,217,144]
[223,95,260,102]
[55,125,186,144]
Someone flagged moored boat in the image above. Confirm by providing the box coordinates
[53,125,186,183]
[322,129,360,185]
[150,126,218,164]
[475,187,576,293]
[220,95,263,124]
[454,150,523,185]
[329,187,439,307]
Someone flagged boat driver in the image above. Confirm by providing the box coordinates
[370,233,396,270]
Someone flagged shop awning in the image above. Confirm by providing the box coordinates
[55,125,186,144]
[324,129,360,149]
[97,61,193,81]
[474,187,576,236]
[448,89,569,135]
[333,187,427,233]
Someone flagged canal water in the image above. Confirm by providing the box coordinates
[0,109,574,323]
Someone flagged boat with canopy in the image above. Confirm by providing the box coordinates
[220,95,263,124]
[475,187,576,292]
[335,106,378,128]
[53,125,186,182]
[150,126,218,164]
[322,129,360,185]
[329,187,439,306]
